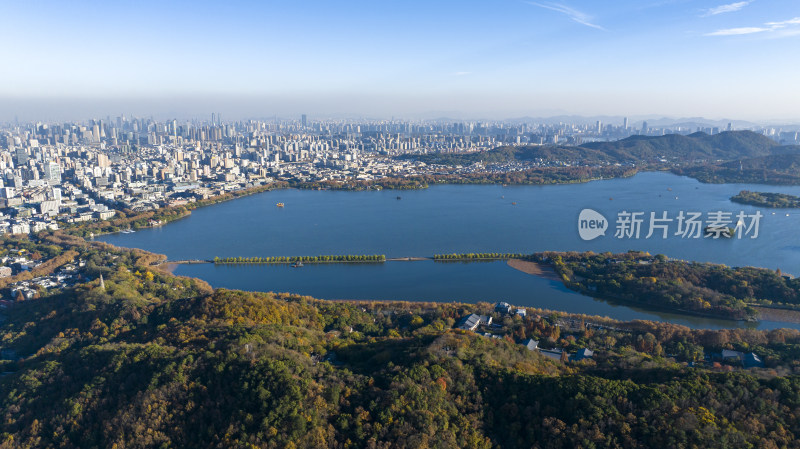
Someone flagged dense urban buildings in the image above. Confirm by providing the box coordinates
[1,115,798,238]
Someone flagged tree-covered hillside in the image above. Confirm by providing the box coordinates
[3,236,800,448]
[536,251,800,321]
[396,131,795,168]
[675,153,800,185]
[582,131,784,162]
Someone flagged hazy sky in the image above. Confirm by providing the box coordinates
[2,0,799,121]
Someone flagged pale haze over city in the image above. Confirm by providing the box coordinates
[2,0,800,121]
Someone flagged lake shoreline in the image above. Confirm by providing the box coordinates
[99,172,800,330]
[79,169,800,242]
[77,171,643,238]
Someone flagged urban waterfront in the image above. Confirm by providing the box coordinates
[99,171,800,329]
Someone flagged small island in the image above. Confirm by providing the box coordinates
[731,190,800,208]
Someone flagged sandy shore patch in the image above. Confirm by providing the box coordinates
[507,259,562,281]
[753,306,800,324]
[155,263,179,274]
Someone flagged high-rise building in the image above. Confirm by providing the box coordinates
[302,114,307,128]
[15,147,28,166]
[623,117,628,130]
[641,121,648,134]
[97,153,111,168]
[44,161,61,184]
[1,187,15,199]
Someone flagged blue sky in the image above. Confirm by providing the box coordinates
[1,0,799,120]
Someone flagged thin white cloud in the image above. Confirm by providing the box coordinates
[765,17,800,28]
[706,16,800,37]
[526,2,607,31]
[706,27,768,36]
[703,1,750,16]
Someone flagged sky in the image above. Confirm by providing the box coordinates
[1,0,799,121]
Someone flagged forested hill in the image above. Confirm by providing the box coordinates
[735,152,800,170]
[396,144,613,165]
[4,236,800,447]
[397,131,796,166]
[581,130,787,162]
[674,153,800,185]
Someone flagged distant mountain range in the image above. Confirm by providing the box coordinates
[416,114,800,129]
[636,117,758,130]
[501,115,762,129]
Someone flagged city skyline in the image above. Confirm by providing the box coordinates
[2,0,800,121]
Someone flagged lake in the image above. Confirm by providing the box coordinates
[98,172,800,330]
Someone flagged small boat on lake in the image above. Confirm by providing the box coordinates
[291,262,304,268]
[276,203,285,207]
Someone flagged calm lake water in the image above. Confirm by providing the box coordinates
[99,172,800,330]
